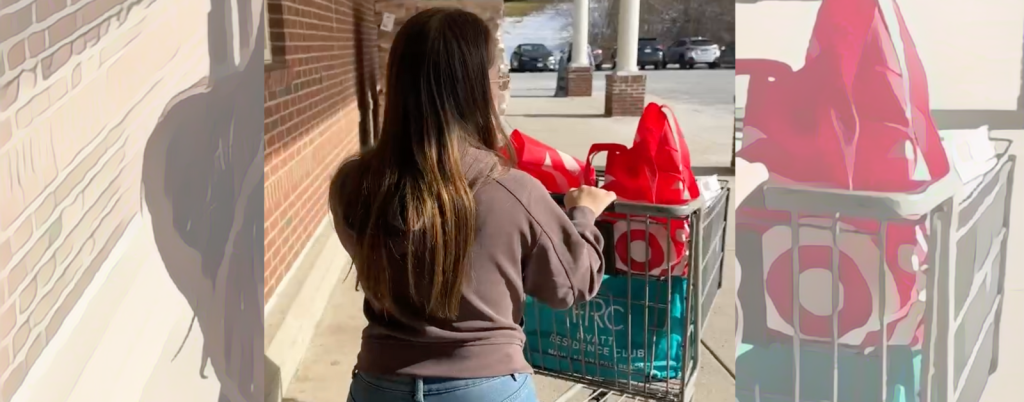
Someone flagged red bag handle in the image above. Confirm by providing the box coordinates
[657,104,700,201]
[660,105,691,169]
[584,143,628,186]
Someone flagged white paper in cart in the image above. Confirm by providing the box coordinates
[940,125,998,188]
[697,175,723,200]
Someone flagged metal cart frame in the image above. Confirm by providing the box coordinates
[526,170,732,402]
[736,138,1016,402]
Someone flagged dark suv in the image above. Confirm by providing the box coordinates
[610,38,666,70]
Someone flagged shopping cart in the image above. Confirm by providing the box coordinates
[735,138,1016,402]
[524,169,732,402]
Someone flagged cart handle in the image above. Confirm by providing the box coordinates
[761,137,1014,219]
[550,168,730,218]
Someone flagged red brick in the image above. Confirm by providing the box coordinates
[48,12,79,45]
[6,39,26,71]
[0,5,32,43]
[41,43,72,81]
[79,0,120,28]
[27,31,46,57]
[35,0,67,22]
[604,73,647,117]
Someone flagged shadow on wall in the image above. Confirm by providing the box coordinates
[140,0,265,401]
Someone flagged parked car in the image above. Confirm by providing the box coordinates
[510,43,557,72]
[720,42,735,68]
[666,37,722,69]
[562,43,597,68]
[610,38,666,70]
[592,48,604,70]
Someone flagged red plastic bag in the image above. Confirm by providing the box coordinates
[738,0,949,192]
[736,0,940,348]
[597,103,700,204]
[586,103,700,277]
[507,129,595,193]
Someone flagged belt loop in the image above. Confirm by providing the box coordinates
[414,378,425,402]
[511,373,519,381]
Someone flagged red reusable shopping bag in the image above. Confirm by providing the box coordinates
[507,129,595,193]
[738,0,949,192]
[586,103,701,277]
[737,0,944,348]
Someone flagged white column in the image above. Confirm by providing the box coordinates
[615,0,641,73]
[570,0,590,68]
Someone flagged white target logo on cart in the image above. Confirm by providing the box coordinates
[611,219,688,277]
[760,219,921,346]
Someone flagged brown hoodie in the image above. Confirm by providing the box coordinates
[331,147,605,379]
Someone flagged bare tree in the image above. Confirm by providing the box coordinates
[554,0,735,51]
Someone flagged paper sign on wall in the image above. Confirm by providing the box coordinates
[381,13,395,32]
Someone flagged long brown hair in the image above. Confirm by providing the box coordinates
[329,8,511,321]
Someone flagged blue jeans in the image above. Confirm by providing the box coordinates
[347,372,538,402]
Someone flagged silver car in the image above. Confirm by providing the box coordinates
[666,38,722,69]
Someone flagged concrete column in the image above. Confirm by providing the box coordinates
[570,0,590,68]
[606,0,644,115]
[566,0,593,96]
[615,0,641,73]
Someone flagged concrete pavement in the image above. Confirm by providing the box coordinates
[279,69,737,401]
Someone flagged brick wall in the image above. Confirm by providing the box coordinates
[566,66,593,97]
[0,0,209,398]
[263,0,378,302]
[604,73,646,117]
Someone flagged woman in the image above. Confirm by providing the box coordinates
[329,7,617,402]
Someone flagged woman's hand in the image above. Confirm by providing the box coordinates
[564,186,617,213]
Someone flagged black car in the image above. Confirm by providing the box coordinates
[610,38,666,70]
[510,43,557,72]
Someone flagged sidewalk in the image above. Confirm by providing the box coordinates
[279,86,737,401]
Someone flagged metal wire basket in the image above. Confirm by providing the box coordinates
[524,170,731,402]
[735,138,1016,402]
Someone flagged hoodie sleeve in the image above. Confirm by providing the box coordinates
[521,183,606,310]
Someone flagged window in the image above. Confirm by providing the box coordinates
[264,0,272,63]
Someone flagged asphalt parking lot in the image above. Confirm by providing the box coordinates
[510,67,735,108]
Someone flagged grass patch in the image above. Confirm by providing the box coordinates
[504,1,556,18]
